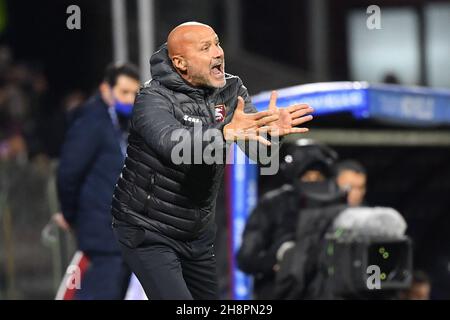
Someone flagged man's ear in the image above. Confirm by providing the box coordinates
[172,56,187,73]
[99,81,113,107]
[99,82,110,98]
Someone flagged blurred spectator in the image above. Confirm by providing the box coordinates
[0,48,57,162]
[0,133,26,162]
[335,160,367,207]
[399,270,431,300]
[55,62,140,299]
[21,63,54,159]
[0,75,28,162]
[2,55,67,161]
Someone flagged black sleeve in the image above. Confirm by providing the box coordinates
[131,90,228,167]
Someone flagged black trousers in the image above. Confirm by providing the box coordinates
[113,218,218,300]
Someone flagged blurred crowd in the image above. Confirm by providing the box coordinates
[0,45,88,299]
[0,45,86,166]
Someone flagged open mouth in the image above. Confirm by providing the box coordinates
[211,61,224,78]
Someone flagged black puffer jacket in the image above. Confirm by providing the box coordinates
[111,44,277,241]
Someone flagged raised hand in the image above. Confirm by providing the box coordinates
[223,96,279,146]
[259,91,314,137]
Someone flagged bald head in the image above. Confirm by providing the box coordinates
[167,22,214,58]
[166,21,226,88]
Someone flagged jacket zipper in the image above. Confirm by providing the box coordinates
[203,94,215,123]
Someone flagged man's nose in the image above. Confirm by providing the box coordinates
[211,45,224,58]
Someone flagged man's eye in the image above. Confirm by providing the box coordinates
[202,45,209,51]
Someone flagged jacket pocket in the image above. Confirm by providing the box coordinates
[113,222,146,249]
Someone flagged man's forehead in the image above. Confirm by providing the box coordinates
[339,170,365,177]
[184,27,218,45]
[199,32,219,43]
[115,74,140,87]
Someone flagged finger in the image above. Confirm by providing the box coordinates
[288,127,309,134]
[268,91,278,111]
[261,127,288,136]
[256,114,279,127]
[256,126,281,135]
[269,127,309,137]
[250,109,276,120]
[241,131,272,145]
[290,108,314,120]
[255,135,272,146]
[236,96,245,112]
[292,115,313,127]
[285,104,311,113]
[256,126,272,133]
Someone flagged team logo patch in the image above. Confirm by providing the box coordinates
[214,104,226,123]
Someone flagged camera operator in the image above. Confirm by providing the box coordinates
[275,200,411,300]
[237,139,340,299]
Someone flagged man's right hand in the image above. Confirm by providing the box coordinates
[223,96,279,146]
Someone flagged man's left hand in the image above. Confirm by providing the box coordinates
[259,91,314,137]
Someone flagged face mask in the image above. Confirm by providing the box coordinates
[114,99,134,117]
[295,179,347,208]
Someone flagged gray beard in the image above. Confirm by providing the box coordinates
[191,73,225,89]
[188,62,226,89]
